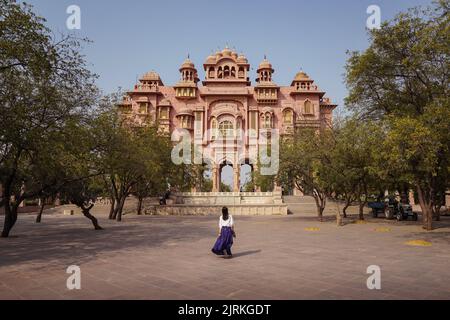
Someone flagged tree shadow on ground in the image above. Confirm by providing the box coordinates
[0,215,217,269]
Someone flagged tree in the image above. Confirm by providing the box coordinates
[278,129,335,221]
[328,117,386,220]
[0,1,98,237]
[94,96,175,221]
[131,128,173,215]
[381,107,449,230]
[60,177,103,230]
[344,0,449,230]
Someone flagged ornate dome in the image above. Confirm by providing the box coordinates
[257,57,274,73]
[205,54,216,64]
[180,58,195,69]
[237,54,248,64]
[221,46,232,57]
[140,71,161,81]
[294,71,311,81]
[258,59,272,70]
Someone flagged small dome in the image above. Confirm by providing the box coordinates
[294,71,310,81]
[205,54,216,64]
[180,58,195,69]
[237,54,248,64]
[222,46,232,57]
[258,58,273,71]
[140,71,161,81]
[231,51,238,59]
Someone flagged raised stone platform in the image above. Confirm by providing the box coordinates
[145,192,288,216]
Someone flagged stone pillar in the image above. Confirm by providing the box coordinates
[233,165,240,193]
[212,166,219,193]
[253,163,261,192]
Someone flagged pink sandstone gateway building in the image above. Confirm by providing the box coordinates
[118,47,337,193]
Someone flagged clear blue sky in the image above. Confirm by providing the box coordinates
[28,0,432,114]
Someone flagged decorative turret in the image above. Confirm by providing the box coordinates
[256,56,274,83]
[133,70,163,93]
[255,56,278,104]
[175,56,199,99]
[202,46,250,86]
[290,70,325,98]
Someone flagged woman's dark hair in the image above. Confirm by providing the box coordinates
[222,207,229,221]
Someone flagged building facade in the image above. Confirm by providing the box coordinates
[118,47,337,192]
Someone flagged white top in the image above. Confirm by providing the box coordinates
[219,215,234,228]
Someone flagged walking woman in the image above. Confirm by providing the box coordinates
[212,207,236,258]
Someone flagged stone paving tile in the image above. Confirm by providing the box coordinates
[1,209,450,300]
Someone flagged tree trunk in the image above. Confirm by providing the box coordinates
[343,201,350,218]
[36,200,45,223]
[108,197,116,220]
[1,201,19,238]
[82,206,102,230]
[116,196,126,222]
[137,197,143,215]
[312,191,326,222]
[335,201,343,226]
[417,186,433,231]
[358,201,365,220]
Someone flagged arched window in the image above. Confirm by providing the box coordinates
[283,109,293,124]
[238,67,245,78]
[223,66,230,78]
[219,120,234,137]
[231,67,236,78]
[304,100,313,114]
[262,113,272,129]
[139,102,148,114]
[209,67,215,78]
[218,67,223,79]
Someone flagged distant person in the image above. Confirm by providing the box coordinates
[211,207,236,258]
[159,189,171,205]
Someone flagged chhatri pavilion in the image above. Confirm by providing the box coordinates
[118,47,337,194]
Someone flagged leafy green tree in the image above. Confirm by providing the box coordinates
[0,1,98,237]
[345,0,449,229]
[278,129,335,221]
[328,118,386,219]
[93,95,175,221]
[60,177,104,230]
[131,128,173,215]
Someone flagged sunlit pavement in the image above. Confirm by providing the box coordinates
[1,202,450,300]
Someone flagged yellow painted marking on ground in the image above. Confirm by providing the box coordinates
[304,227,320,232]
[405,240,432,247]
[354,220,368,225]
[375,227,391,233]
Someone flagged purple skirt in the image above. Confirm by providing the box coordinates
[212,227,234,255]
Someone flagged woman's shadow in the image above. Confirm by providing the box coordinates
[231,250,261,258]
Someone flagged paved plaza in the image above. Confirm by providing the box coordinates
[1,199,450,300]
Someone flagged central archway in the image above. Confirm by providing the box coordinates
[219,161,233,192]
